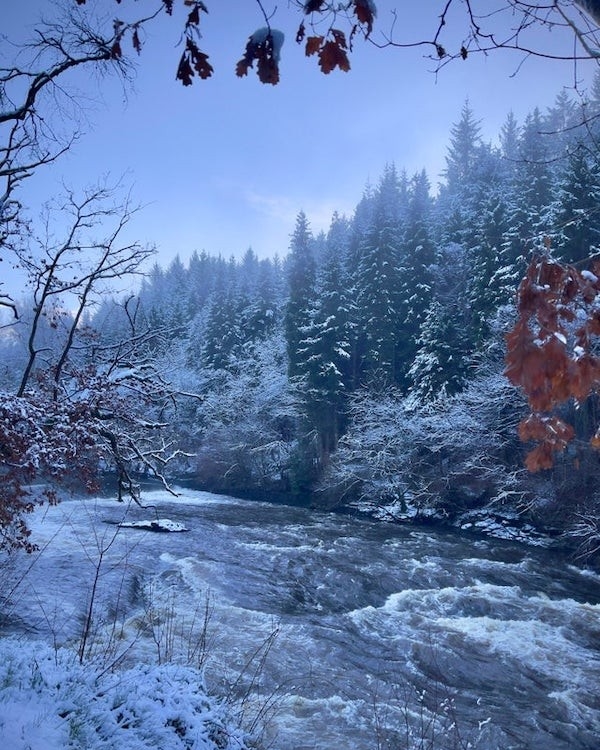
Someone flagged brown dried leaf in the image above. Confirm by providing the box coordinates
[236,35,280,85]
[525,443,555,472]
[176,53,194,86]
[570,354,600,401]
[236,58,251,78]
[518,415,548,443]
[186,5,200,28]
[353,0,375,35]
[187,38,213,79]
[318,39,350,74]
[257,53,280,85]
[537,259,566,289]
[305,36,323,57]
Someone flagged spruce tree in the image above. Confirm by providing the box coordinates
[285,211,316,377]
[355,166,405,387]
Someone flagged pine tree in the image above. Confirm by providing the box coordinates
[202,285,240,371]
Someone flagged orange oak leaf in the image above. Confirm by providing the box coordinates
[318,39,350,74]
[305,36,324,57]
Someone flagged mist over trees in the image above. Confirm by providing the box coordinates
[4,83,594,556]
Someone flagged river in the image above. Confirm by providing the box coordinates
[2,488,599,749]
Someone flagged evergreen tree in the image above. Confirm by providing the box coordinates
[284,211,316,377]
[409,299,469,402]
[202,286,240,371]
[396,169,435,390]
[554,144,600,263]
[499,111,520,164]
[298,213,353,453]
[355,166,404,386]
[437,101,483,246]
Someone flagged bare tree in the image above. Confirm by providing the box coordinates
[13,184,154,397]
[0,3,160,309]
[0,184,192,551]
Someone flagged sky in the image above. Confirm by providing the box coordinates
[2,1,599,281]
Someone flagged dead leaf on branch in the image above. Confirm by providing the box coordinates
[132,26,142,55]
[318,38,350,74]
[519,415,574,472]
[110,40,122,59]
[175,38,213,85]
[305,35,324,57]
[525,443,556,472]
[186,4,200,27]
[353,0,375,36]
[236,30,282,85]
[507,254,600,469]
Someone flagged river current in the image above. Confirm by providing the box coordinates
[3,489,600,749]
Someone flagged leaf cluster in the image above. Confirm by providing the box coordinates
[74,0,376,85]
[505,255,600,470]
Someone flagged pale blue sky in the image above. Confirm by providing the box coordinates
[3,1,597,274]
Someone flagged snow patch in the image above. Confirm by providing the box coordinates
[118,518,189,532]
[0,638,248,750]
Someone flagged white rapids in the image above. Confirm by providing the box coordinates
[2,488,599,750]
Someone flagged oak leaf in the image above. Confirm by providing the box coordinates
[305,36,324,57]
[353,0,375,35]
[236,32,281,85]
[318,39,350,74]
[176,53,194,86]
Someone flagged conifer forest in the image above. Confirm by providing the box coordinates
[4,88,600,561]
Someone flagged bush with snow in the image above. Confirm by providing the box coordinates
[0,638,248,750]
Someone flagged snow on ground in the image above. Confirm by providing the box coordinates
[0,638,248,750]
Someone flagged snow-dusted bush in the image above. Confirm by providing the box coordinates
[320,366,531,519]
[189,334,300,492]
[0,637,248,750]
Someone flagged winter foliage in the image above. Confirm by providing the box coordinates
[4,79,600,559]
[0,638,248,750]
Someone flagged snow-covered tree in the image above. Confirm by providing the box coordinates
[285,211,317,377]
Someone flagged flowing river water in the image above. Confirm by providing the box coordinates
[2,489,600,749]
